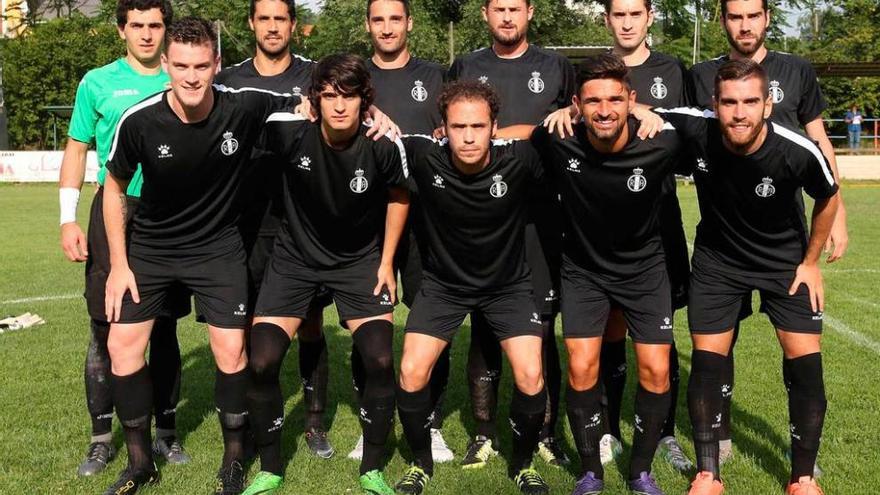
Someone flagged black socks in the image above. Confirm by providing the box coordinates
[298,335,329,431]
[600,340,627,439]
[629,385,671,479]
[397,385,434,475]
[353,320,396,475]
[247,322,291,475]
[688,350,726,479]
[509,386,548,476]
[567,384,605,479]
[784,353,826,482]
[467,314,502,440]
[216,367,249,468]
[112,366,154,470]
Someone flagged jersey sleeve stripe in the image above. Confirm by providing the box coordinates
[107,92,165,162]
[265,112,307,123]
[213,83,296,97]
[655,107,717,119]
[772,123,836,186]
[392,136,409,179]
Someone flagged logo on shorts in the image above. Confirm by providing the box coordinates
[350,168,369,193]
[755,177,776,198]
[650,77,668,100]
[478,75,489,84]
[769,80,785,103]
[545,289,557,302]
[489,174,508,198]
[696,157,708,173]
[234,303,247,316]
[221,131,239,156]
[380,293,392,306]
[157,144,173,158]
[530,312,542,324]
[268,416,284,433]
[298,156,312,171]
[627,167,647,192]
[660,316,673,330]
[812,311,824,321]
[567,158,582,173]
[432,174,445,189]
[411,80,428,102]
[528,71,545,94]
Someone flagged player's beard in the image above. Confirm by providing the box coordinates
[585,113,626,144]
[257,37,290,59]
[491,24,525,47]
[721,118,765,152]
[726,27,766,57]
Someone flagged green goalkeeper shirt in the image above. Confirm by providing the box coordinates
[67,58,169,197]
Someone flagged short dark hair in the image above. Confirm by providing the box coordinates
[714,59,769,99]
[309,54,375,117]
[437,80,500,123]
[249,0,297,19]
[116,0,173,28]
[576,53,632,93]
[603,0,651,13]
[164,16,218,56]
[366,0,411,18]
[720,0,768,17]
[483,0,530,7]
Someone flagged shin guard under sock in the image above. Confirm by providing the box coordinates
[688,350,725,479]
[353,320,396,474]
[567,384,604,479]
[216,367,249,467]
[149,316,181,433]
[468,314,502,440]
[397,385,434,474]
[112,366,154,470]
[85,319,113,441]
[508,386,547,476]
[247,322,291,475]
[784,353,826,482]
[630,385,671,479]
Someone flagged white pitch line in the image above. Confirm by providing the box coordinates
[844,295,880,310]
[1,294,79,305]
[824,314,880,355]
[825,268,880,274]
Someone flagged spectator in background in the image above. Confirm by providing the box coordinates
[845,105,863,149]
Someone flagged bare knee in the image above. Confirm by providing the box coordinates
[567,358,599,391]
[513,361,544,395]
[399,354,431,392]
[637,360,669,393]
[213,337,247,373]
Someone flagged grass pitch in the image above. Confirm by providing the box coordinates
[1,182,878,494]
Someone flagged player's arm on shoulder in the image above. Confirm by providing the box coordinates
[514,139,546,182]
[654,107,710,140]
[376,137,411,303]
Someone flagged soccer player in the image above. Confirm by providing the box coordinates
[689,0,847,467]
[447,0,577,468]
[529,54,684,495]
[658,59,838,495]
[214,0,335,459]
[58,0,191,477]
[243,54,409,495]
[352,0,454,463]
[395,80,550,495]
[596,0,694,471]
[102,17,298,494]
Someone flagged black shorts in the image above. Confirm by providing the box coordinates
[688,250,823,334]
[659,188,690,310]
[118,235,246,328]
[395,227,423,309]
[84,188,190,323]
[525,223,561,317]
[560,256,674,344]
[255,241,395,322]
[404,275,543,342]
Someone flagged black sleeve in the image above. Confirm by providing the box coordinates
[263,113,307,158]
[688,65,713,110]
[797,62,828,125]
[447,58,461,81]
[244,90,301,123]
[376,135,410,188]
[655,108,709,141]
[105,115,142,182]
[513,140,545,182]
[558,57,578,110]
[400,136,433,194]
[791,141,838,200]
[678,59,696,107]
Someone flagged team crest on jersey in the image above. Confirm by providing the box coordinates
[528,72,545,94]
[489,174,508,198]
[567,158,582,173]
[769,80,785,103]
[298,156,312,171]
[650,77,668,100]
[292,86,302,97]
[220,131,239,156]
[696,157,708,173]
[411,80,428,102]
[478,75,489,84]
[157,144,172,158]
[755,177,776,198]
[432,174,445,189]
[627,168,647,192]
[350,168,369,193]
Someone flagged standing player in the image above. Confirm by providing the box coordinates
[658,60,838,495]
[348,0,454,464]
[214,0,335,459]
[447,0,576,468]
[58,0,191,477]
[689,0,847,467]
[395,80,550,495]
[596,0,693,471]
[102,17,298,494]
[243,54,409,495]
[529,54,683,495]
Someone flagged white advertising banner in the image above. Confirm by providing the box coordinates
[0,151,99,183]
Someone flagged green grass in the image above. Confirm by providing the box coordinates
[1,182,878,494]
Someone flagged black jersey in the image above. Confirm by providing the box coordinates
[403,135,543,290]
[215,55,316,239]
[106,86,296,250]
[530,119,685,277]
[628,51,693,108]
[264,114,409,268]
[367,57,444,135]
[690,51,827,131]
[448,45,577,127]
[661,108,838,274]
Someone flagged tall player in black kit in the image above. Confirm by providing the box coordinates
[101,18,298,495]
[395,81,551,495]
[214,0,336,460]
[447,0,576,469]
[689,0,847,470]
[350,0,454,464]
[596,0,694,473]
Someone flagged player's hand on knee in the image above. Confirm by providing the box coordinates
[824,211,848,263]
[789,263,824,313]
[374,263,397,305]
[365,105,401,141]
[60,222,88,262]
[105,267,139,322]
[542,104,579,139]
